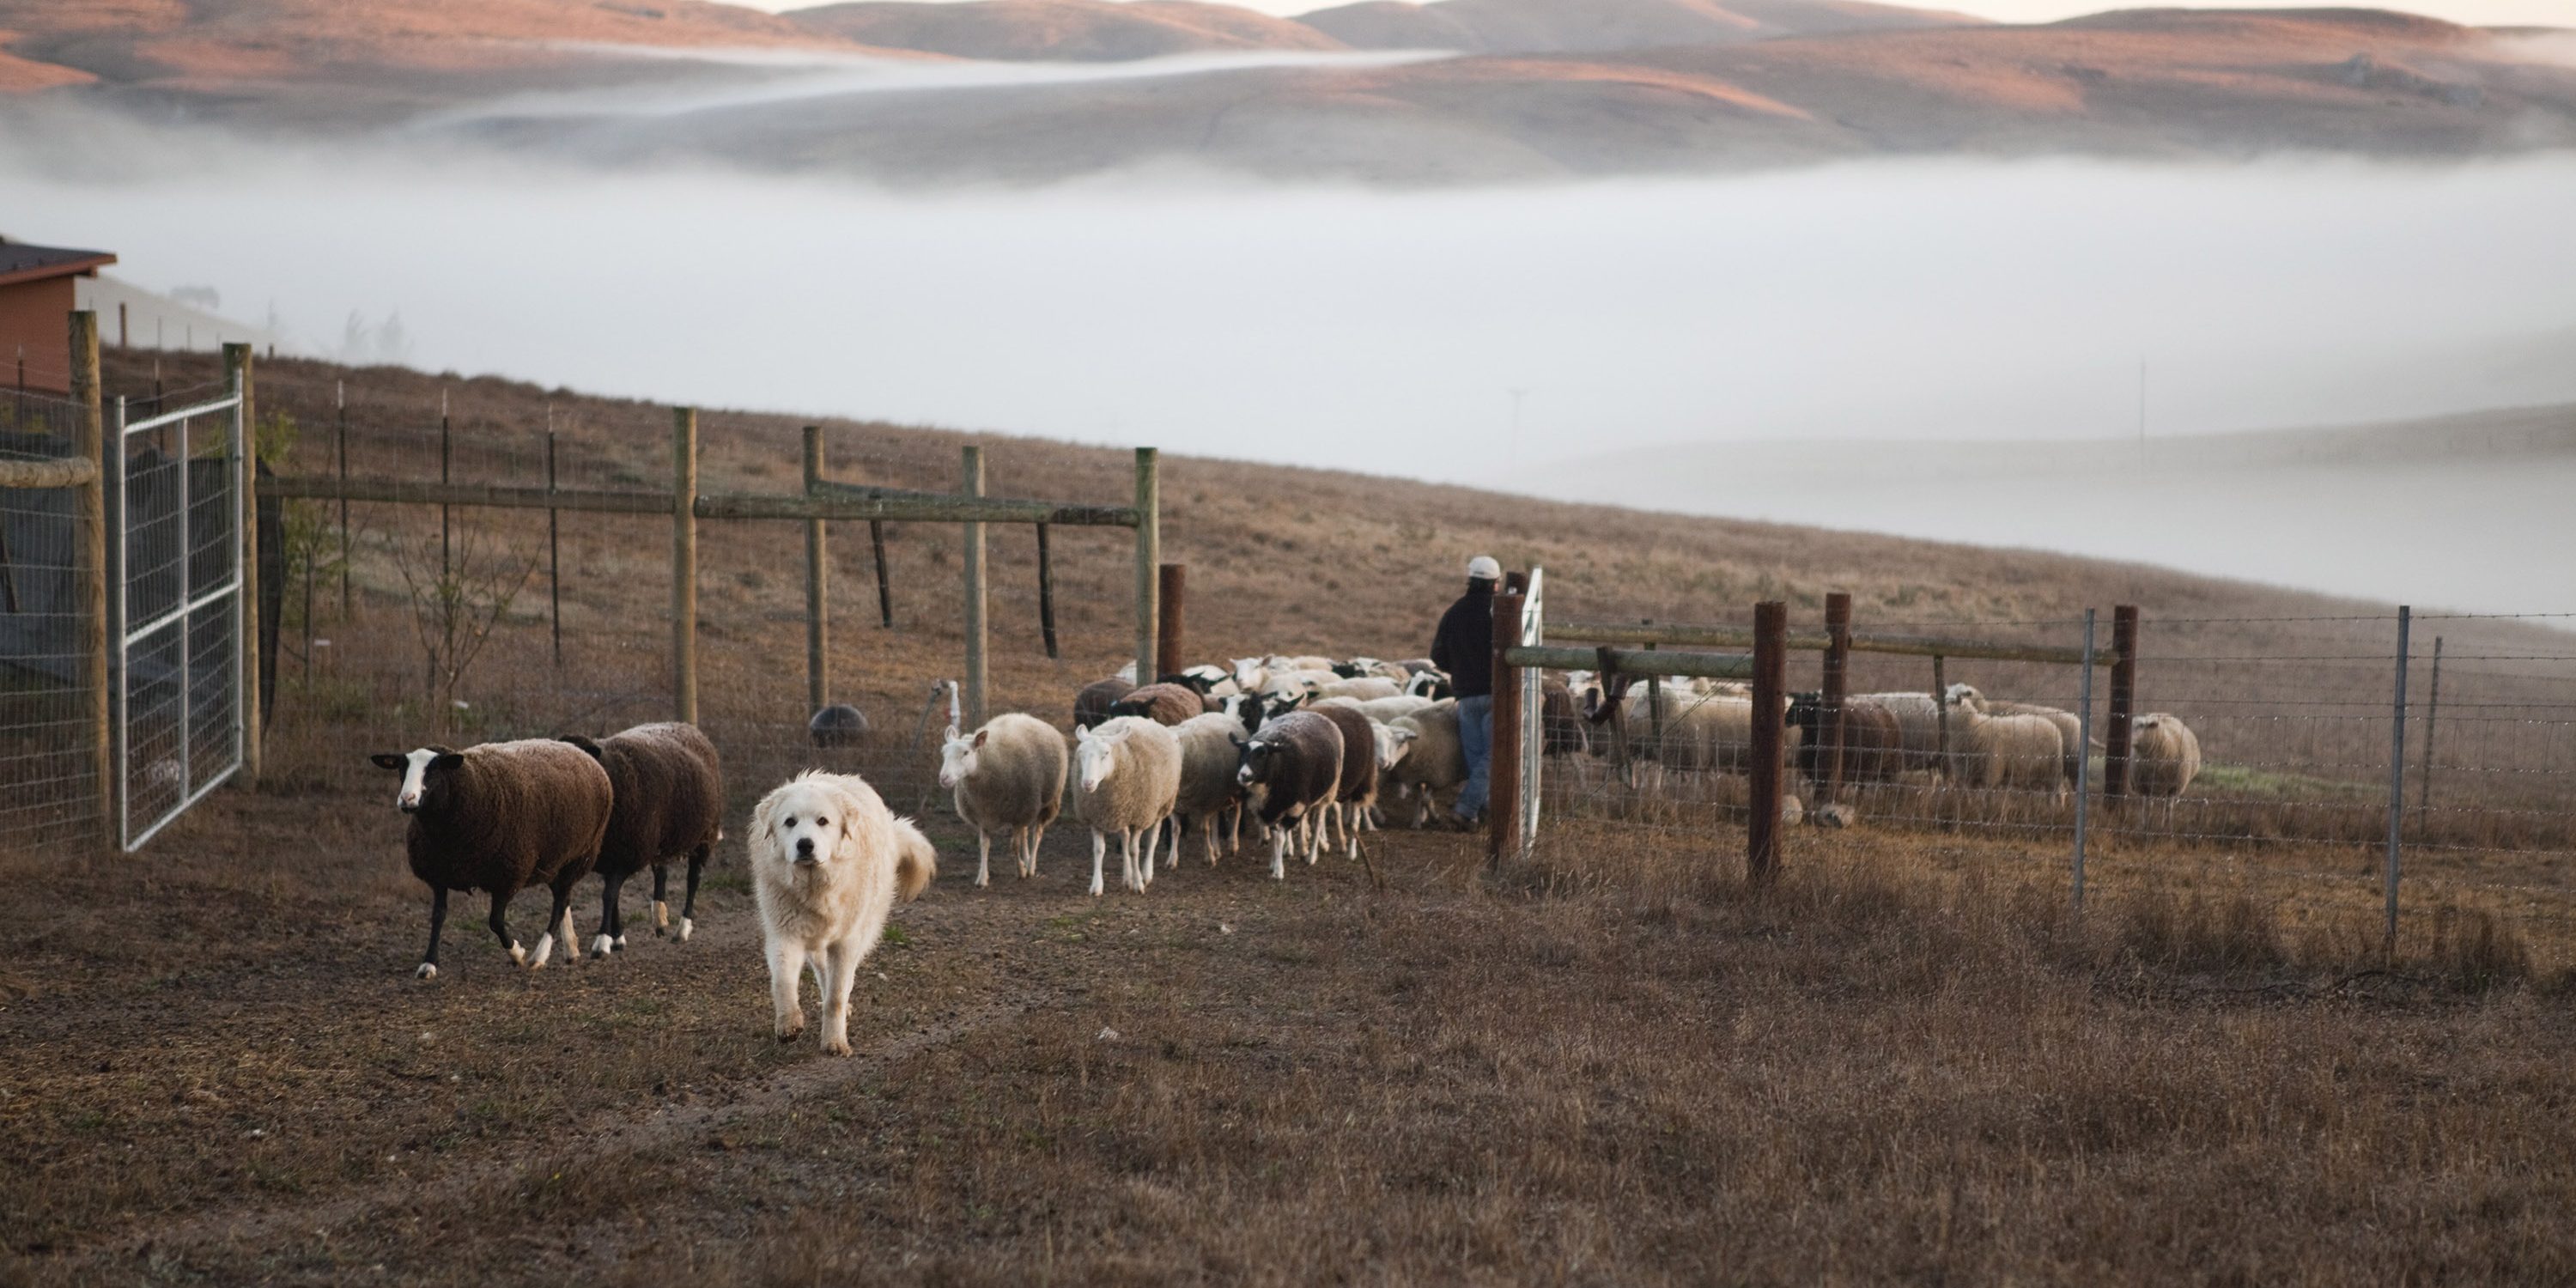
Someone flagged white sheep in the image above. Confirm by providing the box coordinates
[1072,717,1182,897]
[2129,713,2202,798]
[1315,676,1401,702]
[939,713,1069,888]
[1945,691,2066,800]
[1387,700,1467,826]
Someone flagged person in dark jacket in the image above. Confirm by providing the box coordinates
[1430,556,1502,827]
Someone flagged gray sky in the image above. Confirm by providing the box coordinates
[736,0,2564,28]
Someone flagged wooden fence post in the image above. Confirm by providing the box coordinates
[1157,563,1186,680]
[1820,592,1851,807]
[1488,583,1527,871]
[671,407,698,725]
[2104,605,2139,802]
[961,444,987,729]
[804,425,828,714]
[1747,601,1787,880]
[1930,654,1948,781]
[544,414,560,665]
[337,380,350,623]
[870,519,893,629]
[1035,522,1059,659]
[224,343,260,789]
[70,311,110,842]
[1133,448,1159,687]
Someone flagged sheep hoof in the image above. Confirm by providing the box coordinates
[507,941,527,966]
[822,1041,851,1058]
[589,934,615,959]
[613,934,627,951]
[776,1022,804,1043]
[527,934,555,969]
[677,918,694,943]
[413,963,438,981]
[653,901,671,932]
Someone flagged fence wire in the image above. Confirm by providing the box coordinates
[0,390,102,852]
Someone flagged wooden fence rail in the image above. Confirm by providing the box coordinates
[1547,619,2114,668]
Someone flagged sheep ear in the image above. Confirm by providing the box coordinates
[973,730,988,748]
[370,752,405,771]
[430,752,464,772]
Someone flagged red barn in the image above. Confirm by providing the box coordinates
[0,240,117,395]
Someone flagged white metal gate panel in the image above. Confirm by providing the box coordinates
[111,387,246,852]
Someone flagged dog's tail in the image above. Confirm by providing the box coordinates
[890,816,938,902]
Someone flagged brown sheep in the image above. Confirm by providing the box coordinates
[1074,677,1136,730]
[1107,682,1211,726]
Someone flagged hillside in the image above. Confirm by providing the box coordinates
[785,0,1347,60]
[436,7,2576,183]
[1300,0,1987,55]
[3,1,2573,179]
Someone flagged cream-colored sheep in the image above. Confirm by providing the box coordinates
[1073,717,1183,897]
[2129,713,2202,797]
[1170,710,1252,866]
[1387,700,1466,826]
[939,713,1068,888]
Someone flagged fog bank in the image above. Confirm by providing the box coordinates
[5,117,2573,610]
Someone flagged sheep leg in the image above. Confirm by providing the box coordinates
[677,844,708,943]
[1204,811,1220,866]
[528,881,576,969]
[820,939,862,1058]
[488,888,526,966]
[1268,817,1289,881]
[1028,823,1048,878]
[593,873,626,959]
[416,886,449,980]
[975,829,993,889]
[769,939,808,1042]
[556,903,579,969]
[1345,803,1361,859]
[1145,816,1167,879]
[1089,830,1109,898]
[1122,828,1142,894]
[651,864,671,937]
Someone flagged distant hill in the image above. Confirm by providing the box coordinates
[3,1,2572,180]
[1300,0,1987,55]
[786,0,1347,61]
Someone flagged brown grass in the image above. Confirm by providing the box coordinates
[3,349,2573,1283]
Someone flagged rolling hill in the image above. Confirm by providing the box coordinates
[784,0,1347,60]
[1300,0,1988,55]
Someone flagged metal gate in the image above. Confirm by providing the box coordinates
[110,385,246,851]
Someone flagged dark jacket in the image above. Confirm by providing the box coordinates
[1431,580,1497,699]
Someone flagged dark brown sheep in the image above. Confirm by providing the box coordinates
[562,722,726,956]
[1074,677,1136,730]
[370,739,614,980]
[1107,682,1210,726]
[1306,702,1383,860]
[1787,694,1908,789]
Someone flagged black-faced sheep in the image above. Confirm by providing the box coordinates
[1157,665,1241,697]
[2129,713,2202,797]
[939,712,1068,887]
[808,703,870,748]
[1109,682,1213,726]
[1785,694,1906,790]
[1074,677,1136,731]
[1234,710,1342,879]
[560,722,725,956]
[370,740,614,979]
[1073,716,1182,896]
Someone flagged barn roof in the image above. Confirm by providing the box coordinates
[0,241,117,289]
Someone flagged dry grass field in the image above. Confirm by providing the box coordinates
[3,349,2573,1285]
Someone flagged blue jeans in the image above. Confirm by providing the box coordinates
[1454,694,1494,820]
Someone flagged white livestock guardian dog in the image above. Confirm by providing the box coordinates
[748,771,938,1056]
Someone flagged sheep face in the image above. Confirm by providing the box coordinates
[937,729,985,792]
[1231,658,1267,690]
[372,747,462,814]
[1234,737,1274,789]
[1075,728,1124,793]
[761,780,850,868]
[1944,683,1986,713]
[1372,724,1419,771]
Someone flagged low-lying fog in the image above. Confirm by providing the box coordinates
[7,112,2573,613]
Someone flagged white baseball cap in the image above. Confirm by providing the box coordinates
[1466,556,1501,581]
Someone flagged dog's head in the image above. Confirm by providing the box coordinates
[752,775,854,870]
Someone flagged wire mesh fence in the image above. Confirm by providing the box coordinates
[0,389,102,853]
[1522,599,2576,968]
